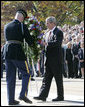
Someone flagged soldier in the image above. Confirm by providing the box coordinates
[34,16,64,101]
[4,9,34,105]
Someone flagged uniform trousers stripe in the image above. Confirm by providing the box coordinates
[25,61,31,96]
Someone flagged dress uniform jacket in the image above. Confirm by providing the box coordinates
[4,19,34,60]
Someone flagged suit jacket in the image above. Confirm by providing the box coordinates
[72,42,81,56]
[78,48,84,60]
[46,27,63,65]
[66,48,73,63]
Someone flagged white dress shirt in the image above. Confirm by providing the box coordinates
[44,26,56,44]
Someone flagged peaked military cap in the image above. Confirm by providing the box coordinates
[16,9,27,18]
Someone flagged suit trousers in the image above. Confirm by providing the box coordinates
[39,57,64,99]
[5,59,31,103]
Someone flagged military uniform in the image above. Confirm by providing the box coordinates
[4,12,34,104]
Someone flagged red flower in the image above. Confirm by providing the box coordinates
[32,28,36,30]
[26,16,30,19]
[38,40,42,43]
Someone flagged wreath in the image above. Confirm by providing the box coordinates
[24,14,44,62]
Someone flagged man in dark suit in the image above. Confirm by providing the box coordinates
[72,38,81,78]
[66,42,74,78]
[34,16,64,101]
[4,9,34,105]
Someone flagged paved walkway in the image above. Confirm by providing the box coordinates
[1,72,84,106]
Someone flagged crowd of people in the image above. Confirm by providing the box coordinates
[59,21,84,79]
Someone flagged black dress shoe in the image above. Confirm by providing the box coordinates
[31,77,35,81]
[9,100,20,105]
[19,96,32,104]
[52,97,64,101]
[33,96,46,101]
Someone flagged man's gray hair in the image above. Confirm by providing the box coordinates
[15,12,24,19]
[46,16,57,24]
